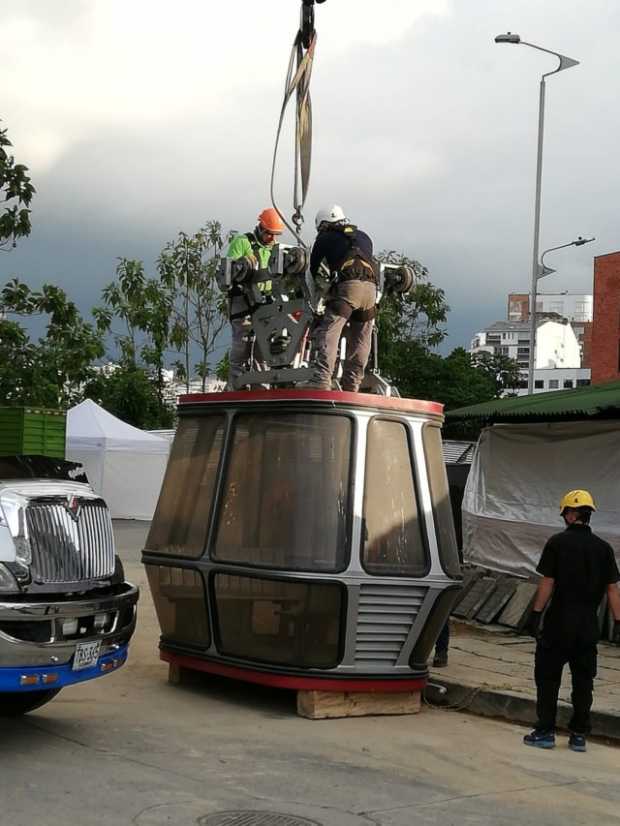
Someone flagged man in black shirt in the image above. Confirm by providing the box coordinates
[308,205,377,391]
[524,489,620,752]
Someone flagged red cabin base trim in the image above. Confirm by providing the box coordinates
[178,388,443,417]
[160,650,427,693]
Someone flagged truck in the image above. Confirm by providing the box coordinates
[0,450,138,716]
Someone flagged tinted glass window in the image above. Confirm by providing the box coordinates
[362,419,428,576]
[146,565,210,648]
[147,416,225,557]
[214,414,351,572]
[213,573,343,668]
[423,425,462,579]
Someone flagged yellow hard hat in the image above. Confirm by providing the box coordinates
[560,489,596,513]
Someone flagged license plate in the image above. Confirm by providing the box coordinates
[72,640,102,671]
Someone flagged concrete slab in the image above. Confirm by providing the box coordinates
[476,577,518,624]
[498,581,537,630]
[456,576,498,620]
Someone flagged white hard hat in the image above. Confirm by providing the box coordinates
[315,204,346,230]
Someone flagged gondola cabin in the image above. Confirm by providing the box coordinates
[143,390,462,697]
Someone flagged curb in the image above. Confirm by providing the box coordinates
[425,676,620,742]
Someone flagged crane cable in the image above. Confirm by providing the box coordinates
[270,1,322,249]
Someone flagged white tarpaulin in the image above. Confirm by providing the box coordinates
[462,421,620,578]
[66,399,170,520]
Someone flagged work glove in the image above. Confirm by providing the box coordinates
[613,621,620,645]
[525,610,542,639]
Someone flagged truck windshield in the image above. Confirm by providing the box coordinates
[213,412,352,572]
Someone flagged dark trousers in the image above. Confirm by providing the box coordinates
[534,639,597,734]
[435,621,450,654]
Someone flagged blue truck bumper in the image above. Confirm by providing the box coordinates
[0,643,129,692]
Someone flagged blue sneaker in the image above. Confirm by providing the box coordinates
[568,733,587,752]
[523,729,556,749]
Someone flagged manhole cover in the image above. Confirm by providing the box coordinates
[198,813,321,826]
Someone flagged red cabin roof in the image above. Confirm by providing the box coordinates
[178,389,443,417]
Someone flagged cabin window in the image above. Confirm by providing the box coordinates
[146,416,225,557]
[145,565,210,648]
[212,573,343,668]
[213,413,352,572]
[422,424,462,579]
[361,419,429,576]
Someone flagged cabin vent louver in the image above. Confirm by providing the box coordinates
[355,584,427,668]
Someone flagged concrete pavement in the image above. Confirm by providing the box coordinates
[2,521,620,825]
[429,619,620,741]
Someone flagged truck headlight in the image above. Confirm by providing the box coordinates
[0,562,19,593]
[0,494,31,566]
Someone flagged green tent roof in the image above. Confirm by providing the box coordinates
[446,380,620,423]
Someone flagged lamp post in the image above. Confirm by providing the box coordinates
[495,32,580,394]
[529,236,594,384]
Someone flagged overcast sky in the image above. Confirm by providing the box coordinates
[2,0,619,362]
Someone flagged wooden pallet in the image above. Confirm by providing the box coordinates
[297,689,421,720]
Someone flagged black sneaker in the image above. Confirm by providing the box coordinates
[433,652,448,668]
[568,733,587,752]
[523,729,555,749]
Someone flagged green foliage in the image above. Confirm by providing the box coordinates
[95,258,174,416]
[216,351,230,382]
[373,252,504,410]
[157,220,227,392]
[376,251,449,354]
[82,366,174,430]
[0,121,35,250]
[472,350,522,398]
[0,279,104,407]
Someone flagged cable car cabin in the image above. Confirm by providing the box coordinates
[142,390,462,694]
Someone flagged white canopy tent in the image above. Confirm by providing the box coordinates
[66,399,170,520]
[462,421,620,578]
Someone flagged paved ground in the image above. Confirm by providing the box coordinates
[430,619,620,740]
[3,521,620,826]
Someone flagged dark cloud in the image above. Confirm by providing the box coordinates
[2,0,619,362]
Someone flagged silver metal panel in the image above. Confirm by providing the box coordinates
[354,583,427,668]
[26,500,115,583]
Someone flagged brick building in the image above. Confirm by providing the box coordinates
[591,251,620,384]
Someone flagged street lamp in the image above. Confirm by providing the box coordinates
[495,32,580,394]
[538,236,595,279]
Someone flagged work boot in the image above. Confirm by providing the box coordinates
[523,729,555,749]
[433,651,448,668]
[568,733,587,753]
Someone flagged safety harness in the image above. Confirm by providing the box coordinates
[325,224,378,322]
[329,224,377,283]
[229,232,270,321]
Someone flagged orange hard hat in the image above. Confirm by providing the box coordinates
[257,208,284,235]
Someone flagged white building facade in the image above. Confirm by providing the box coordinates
[470,319,591,396]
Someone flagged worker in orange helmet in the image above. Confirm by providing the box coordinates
[225,208,285,387]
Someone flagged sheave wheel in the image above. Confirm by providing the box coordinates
[0,689,61,717]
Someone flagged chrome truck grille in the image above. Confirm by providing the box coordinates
[25,499,115,583]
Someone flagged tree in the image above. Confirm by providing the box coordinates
[472,351,522,398]
[94,258,174,417]
[0,121,35,250]
[157,221,227,392]
[374,251,449,398]
[82,365,174,430]
[0,279,104,407]
[369,253,505,409]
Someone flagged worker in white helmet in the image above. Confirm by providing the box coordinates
[308,205,377,391]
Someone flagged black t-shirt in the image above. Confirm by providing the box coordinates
[537,524,620,644]
[309,226,374,276]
